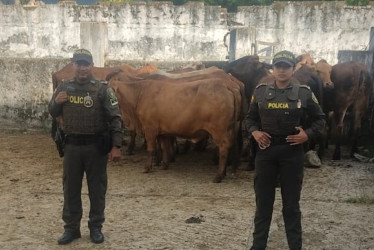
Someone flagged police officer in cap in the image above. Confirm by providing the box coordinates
[245,50,325,250]
[49,49,122,245]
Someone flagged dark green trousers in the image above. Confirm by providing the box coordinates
[62,143,108,232]
[251,144,304,250]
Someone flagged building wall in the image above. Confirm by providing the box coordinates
[0,1,373,129]
[230,2,374,64]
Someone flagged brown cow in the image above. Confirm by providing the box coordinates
[224,56,271,105]
[326,61,373,160]
[109,72,244,183]
[223,56,272,170]
[51,62,158,154]
[315,59,333,88]
[52,62,157,90]
[106,66,245,157]
[166,63,206,73]
[295,54,333,88]
[295,53,315,71]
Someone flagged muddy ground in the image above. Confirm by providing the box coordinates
[0,130,373,250]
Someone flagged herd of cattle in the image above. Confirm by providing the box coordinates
[51,54,374,182]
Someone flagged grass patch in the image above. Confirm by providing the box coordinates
[344,195,374,204]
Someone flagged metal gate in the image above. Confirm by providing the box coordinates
[227,26,278,63]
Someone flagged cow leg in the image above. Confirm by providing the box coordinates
[241,141,249,160]
[324,112,333,150]
[178,140,192,154]
[193,136,209,151]
[317,125,328,160]
[213,142,230,183]
[332,110,346,160]
[126,130,136,155]
[143,132,156,173]
[350,108,365,158]
[154,136,162,166]
[317,135,326,160]
[158,136,174,170]
[350,128,360,158]
[231,124,243,173]
[165,136,177,163]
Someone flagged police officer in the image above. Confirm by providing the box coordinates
[48,49,122,245]
[245,50,325,250]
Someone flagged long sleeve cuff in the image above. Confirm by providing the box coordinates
[247,126,259,136]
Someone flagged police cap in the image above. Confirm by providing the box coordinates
[273,50,295,67]
[72,49,93,64]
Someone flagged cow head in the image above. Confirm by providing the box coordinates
[295,53,315,71]
[316,59,334,89]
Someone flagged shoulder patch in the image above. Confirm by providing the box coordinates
[90,79,108,85]
[107,87,118,106]
[250,95,255,103]
[255,83,267,89]
[311,92,319,104]
[299,84,311,90]
[61,79,74,84]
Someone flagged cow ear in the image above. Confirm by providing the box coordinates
[110,82,118,92]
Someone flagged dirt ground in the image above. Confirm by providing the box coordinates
[0,130,374,250]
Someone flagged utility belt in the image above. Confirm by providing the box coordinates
[270,135,289,146]
[65,134,101,145]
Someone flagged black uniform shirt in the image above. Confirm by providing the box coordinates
[245,82,326,140]
[48,78,123,148]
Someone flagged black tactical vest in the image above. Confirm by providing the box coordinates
[258,84,306,136]
[61,79,107,135]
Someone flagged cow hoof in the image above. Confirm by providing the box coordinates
[332,153,341,161]
[212,176,222,183]
[245,162,255,171]
[161,162,169,170]
[142,168,151,173]
[245,166,255,171]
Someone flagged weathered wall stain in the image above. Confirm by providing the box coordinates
[0,2,373,129]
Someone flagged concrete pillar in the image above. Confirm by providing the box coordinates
[228,27,256,62]
[80,22,108,67]
[369,27,374,51]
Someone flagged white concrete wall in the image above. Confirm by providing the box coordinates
[0,2,230,65]
[1,2,372,65]
[0,1,373,129]
[230,2,374,64]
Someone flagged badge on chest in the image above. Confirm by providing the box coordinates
[267,102,289,109]
[83,92,93,108]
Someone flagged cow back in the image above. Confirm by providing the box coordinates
[328,61,373,114]
[224,58,271,102]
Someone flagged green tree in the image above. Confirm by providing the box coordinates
[345,0,370,5]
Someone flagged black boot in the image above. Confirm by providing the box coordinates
[90,228,104,244]
[57,230,81,245]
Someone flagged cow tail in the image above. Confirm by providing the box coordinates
[229,87,244,172]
